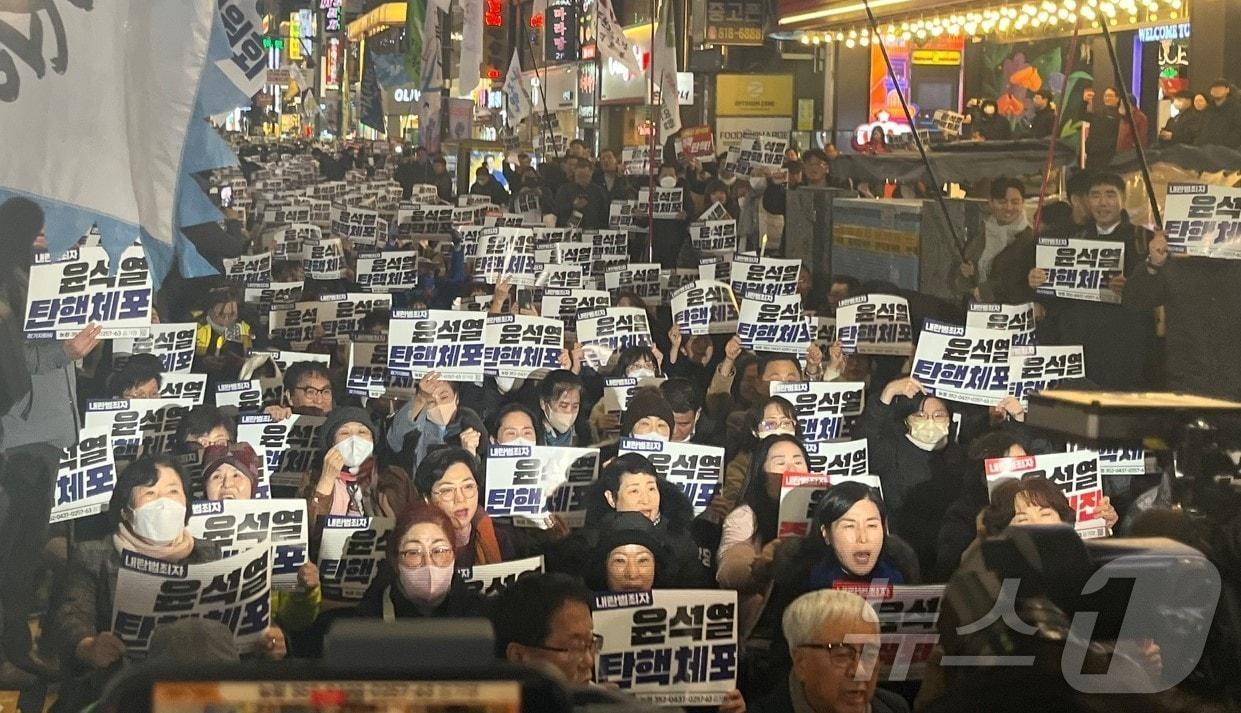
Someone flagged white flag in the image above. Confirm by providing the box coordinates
[596,0,641,78]
[458,0,484,94]
[655,0,682,141]
[420,0,446,90]
[503,49,532,128]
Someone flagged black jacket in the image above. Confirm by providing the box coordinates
[1195,95,1241,149]
[1162,108,1203,146]
[752,677,910,713]
[1029,106,1056,139]
[469,179,510,207]
[976,113,1012,141]
[552,181,610,229]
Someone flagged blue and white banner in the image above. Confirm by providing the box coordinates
[1035,237,1124,304]
[483,314,564,380]
[25,246,152,340]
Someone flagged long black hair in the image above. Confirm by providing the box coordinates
[743,434,809,545]
[0,197,42,306]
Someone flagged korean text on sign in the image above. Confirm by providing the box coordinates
[317,516,395,600]
[1035,237,1125,304]
[737,292,810,355]
[483,445,600,528]
[836,294,913,356]
[619,439,724,515]
[25,246,152,340]
[235,413,325,491]
[52,427,116,523]
[1163,182,1241,260]
[671,280,740,336]
[458,556,544,597]
[985,450,1108,539]
[388,309,486,382]
[113,322,197,373]
[911,319,1012,406]
[577,307,653,369]
[483,314,564,380]
[188,498,308,591]
[770,381,866,442]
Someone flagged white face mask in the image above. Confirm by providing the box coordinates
[632,431,669,442]
[544,408,577,434]
[628,367,656,380]
[506,437,537,447]
[494,376,518,394]
[906,421,950,451]
[129,497,186,543]
[335,435,374,468]
[398,563,454,603]
[659,176,678,189]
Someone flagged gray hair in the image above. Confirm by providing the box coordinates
[782,589,880,649]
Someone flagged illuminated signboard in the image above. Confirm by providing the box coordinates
[545,0,580,62]
[321,0,343,33]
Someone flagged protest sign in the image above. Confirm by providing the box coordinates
[698,254,733,283]
[622,147,656,176]
[346,337,417,399]
[1163,182,1241,259]
[317,516,395,600]
[113,322,196,372]
[965,302,1036,354]
[836,295,913,356]
[1006,346,1085,402]
[540,288,611,331]
[25,246,152,340]
[770,382,866,442]
[248,349,331,373]
[272,223,321,261]
[984,450,1109,538]
[1068,441,1147,476]
[777,460,881,537]
[221,251,273,286]
[304,198,331,228]
[214,379,263,412]
[619,439,724,515]
[303,236,346,279]
[604,263,661,301]
[733,133,788,176]
[911,319,1012,406]
[476,227,538,286]
[679,125,716,162]
[532,227,582,248]
[689,220,737,253]
[52,427,116,524]
[1035,237,1124,304]
[396,203,454,239]
[671,280,740,335]
[737,292,811,354]
[188,499,308,591]
[609,201,640,231]
[84,398,195,462]
[698,202,730,223]
[588,229,630,275]
[535,240,592,268]
[263,203,311,225]
[111,546,270,654]
[636,187,685,220]
[411,184,441,203]
[593,589,738,706]
[729,254,800,298]
[159,373,208,405]
[334,206,387,246]
[458,556,545,597]
[235,413,325,490]
[483,445,600,528]
[356,251,419,292]
[598,377,666,432]
[388,309,486,382]
[810,316,836,355]
[483,314,564,380]
[484,213,529,229]
[244,282,303,322]
[831,583,944,682]
[577,307,654,369]
[662,269,700,304]
[541,264,586,289]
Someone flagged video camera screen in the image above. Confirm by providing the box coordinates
[152,680,522,713]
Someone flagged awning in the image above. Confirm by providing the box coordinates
[347,2,406,42]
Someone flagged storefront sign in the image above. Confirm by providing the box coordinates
[910,49,961,66]
[1138,23,1190,42]
[705,0,765,46]
[715,74,793,116]
[546,0,580,62]
[321,0,343,34]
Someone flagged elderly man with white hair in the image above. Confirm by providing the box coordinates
[752,589,909,713]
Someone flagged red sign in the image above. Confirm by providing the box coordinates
[485,0,503,27]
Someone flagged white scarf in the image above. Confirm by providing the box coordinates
[978,213,1030,283]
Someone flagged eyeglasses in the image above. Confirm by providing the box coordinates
[798,642,880,670]
[911,411,950,423]
[431,481,478,501]
[294,385,332,398]
[532,634,604,660]
[398,545,454,568]
[758,417,796,432]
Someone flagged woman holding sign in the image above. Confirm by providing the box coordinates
[306,407,414,523]
[414,446,515,568]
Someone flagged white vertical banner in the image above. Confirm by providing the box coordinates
[458,0,484,94]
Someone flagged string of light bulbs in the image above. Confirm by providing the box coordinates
[796,0,1184,46]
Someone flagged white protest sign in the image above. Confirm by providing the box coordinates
[577,307,654,369]
[356,251,419,292]
[1006,345,1086,403]
[159,373,208,405]
[477,227,538,286]
[609,201,640,231]
[24,246,152,340]
[483,314,565,380]
[303,237,346,279]
[618,439,724,515]
[483,445,601,528]
[388,309,487,382]
[770,382,866,442]
[235,413,325,490]
[316,516,395,600]
[111,547,271,654]
[671,280,740,335]
[737,292,811,354]
[83,398,196,462]
[777,462,881,537]
[911,319,1012,406]
[458,556,545,597]
[604,263,661,301]
[589,228,630,275]
[272,223,321,261]
[539,288,611,331]
[214,379,264,411]
[593,589,738,706]
[222,251,273,286]
[541,264,586,289]
[733,133,788,177]
[836,294,913,356]
[346,337,417,399]
[984,451,1109,538]
[636,187,685,220]
[244,282,303,321]
[836,583,944,682]
[622,147,656,176]
[52,427,117,524]
[113,322,197,372]
[729,253,800,299]
[333,206,386,246]
[396,203,455,239]
[188,498,309,591]
[698,202,730,223]
[689,220,737,253]
[1035,237,1124,304]
[1163,182,1241,259]
[966,302,1036,355]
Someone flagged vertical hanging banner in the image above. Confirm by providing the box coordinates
[458,0,484,94]
[502,49,532,128]
[545,0,581,62]
[24,246,153,340]
[360,48,385,133]
[618,439,724,515]
[984,451,1109,539]
[1035,238,1125,304]
[1162,183,1241,259]
[593,590,737,706]
[388,309,487,382]
[770,382,866,442]
[836,295,913,356]
[595,0,641,77]
[911,319,1012,406]
[653,0,682,141]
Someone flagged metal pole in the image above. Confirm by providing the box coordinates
[1100,16,1163,227]
[647,0,658,264]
